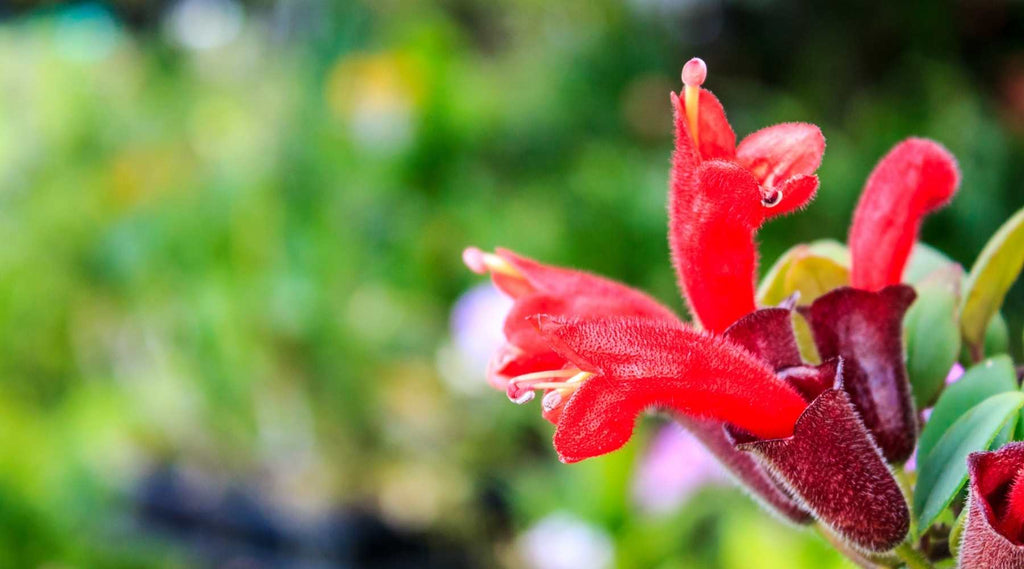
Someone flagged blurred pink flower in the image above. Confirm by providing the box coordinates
[905,362,967,472]
[631,423,726,515]
[450,284,513,370]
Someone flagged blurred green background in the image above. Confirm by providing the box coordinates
[0,0,1022,567]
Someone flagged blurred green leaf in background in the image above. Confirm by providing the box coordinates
[0,0,1023,567]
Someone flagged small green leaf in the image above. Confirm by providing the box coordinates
[960,312,1010,364]
[961,207,1024,355]
[985,311,1010,356]
[918,355,1017,461]
[904,265,963,409]
[904,243,957,284]
[914,391,1024,532]
[782,254,849,305]
[756,240,849,306]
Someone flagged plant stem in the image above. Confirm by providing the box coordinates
[815,525,880,568]
[894,543,934,569]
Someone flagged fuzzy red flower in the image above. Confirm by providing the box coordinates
[669,58,825,333]
[849,138,961,291]
[462,247,678,421]
[960,443,1024,567]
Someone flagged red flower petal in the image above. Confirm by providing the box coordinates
[669,160,762,333]
[695,89,736,161]
[536,317,807,463]
[495,249,678,322]
[849,138,961,291]
[723,307,803,371]
[732,375,910,552]
[736,123,825,190]
[802,285,918,463]
[960,444,1024,566]
[763,174,820,219]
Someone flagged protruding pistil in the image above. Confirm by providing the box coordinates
[463,246,523,278]
[681,57,707,147]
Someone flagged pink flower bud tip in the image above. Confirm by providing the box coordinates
[462,246,487,274]
[682,58,707,87]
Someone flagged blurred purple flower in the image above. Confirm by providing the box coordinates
[905,362,967,472]
[631,423,726,515]
[450,284,512,370]
[947,362,966,385]
[517,512,614,569]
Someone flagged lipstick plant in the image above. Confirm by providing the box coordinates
[463,58,1024,568]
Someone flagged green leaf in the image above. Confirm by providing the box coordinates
[914,391,1024,532]
[918,355,1017,461]
[985,311,1010,356]
[960,312,1010,364]
[782,254,849,306]
[904,243,957,284]
[756,240,849,306]
[961,207,1024,355]
[904,265,963,409]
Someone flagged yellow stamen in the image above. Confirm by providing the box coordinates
[685,85,700,147]
[530,372,594,391]
[481,252,523,279]
[681,57,707,148]
[509,369,580,385]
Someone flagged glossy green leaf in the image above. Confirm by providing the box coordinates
[914,391,1024,532]
[756,240,849,306]
[782,254,849,306]
[960,312,1010,364]
[917,355,1017,461]
[985,311,1010,356]
[961,207,1024,355]
[904,243,957,284]
[904,265,963,408]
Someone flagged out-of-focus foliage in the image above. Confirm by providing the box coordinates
[0,0,1022,567]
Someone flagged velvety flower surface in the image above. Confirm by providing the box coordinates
[849,138,960,291]
[462,247,815,524]
[802,285,919,463]
[723,307,909,548]
[730,369,910,553]
[668,59,825,333]
[463,247,677,420]
[533,316,807,463]
[960,443,1024,568]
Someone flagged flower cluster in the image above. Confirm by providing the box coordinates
[463,58,1024,566]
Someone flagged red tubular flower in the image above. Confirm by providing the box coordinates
[960,443,1024,567]
[729,364,910,553]
[463,246,678,417]
[669,58,825,333]
[849,138,961,291]
[532,316,807,463]
[722,306,910,550]
[802,285,919,463]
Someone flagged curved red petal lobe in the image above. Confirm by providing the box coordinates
[537,317,807,463]
[849,138,961,291]
[763,174,820,219]
[495,249,679,322]
[723,307,803,371]
[803,285,918,463]
[736,123,825,189]
[487,251,682,394]
[733,375,910,552]
[960,444,1024,566]
[677,415,812,524]
[669,160,762,333]
[696,89,736,162]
